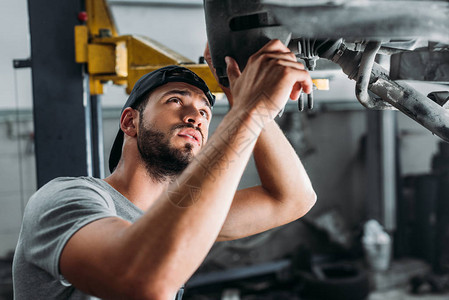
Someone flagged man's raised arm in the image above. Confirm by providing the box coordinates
[209,47,316,241]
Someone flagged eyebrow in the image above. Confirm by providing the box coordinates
[162,89,212,110]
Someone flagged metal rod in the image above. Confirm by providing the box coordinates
[307,92,313,109]
[298,93,305,111]
[355,41,381,108]
[381,110,397,232]
[322,41,449,142]
[369,74,449,142]
[90,95,105,178]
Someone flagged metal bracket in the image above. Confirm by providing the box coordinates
[13,58,32,69]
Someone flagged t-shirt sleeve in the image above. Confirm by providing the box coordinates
[20,177,117,281]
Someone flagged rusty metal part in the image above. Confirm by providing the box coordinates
[369,76,449,142]
[319,39,449,141]
[320,40,393,110]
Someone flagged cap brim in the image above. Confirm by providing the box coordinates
[109,129,124,173]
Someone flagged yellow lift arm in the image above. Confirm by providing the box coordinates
[74,0,221,95]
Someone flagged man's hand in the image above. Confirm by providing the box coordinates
[204,40,312,111]
[225,40,313,121]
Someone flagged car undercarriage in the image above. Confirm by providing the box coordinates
[204,0,449,141]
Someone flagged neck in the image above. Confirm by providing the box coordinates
[104,161,171,211]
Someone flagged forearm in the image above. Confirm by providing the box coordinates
[254,120,316,209]
[118,108,264,296]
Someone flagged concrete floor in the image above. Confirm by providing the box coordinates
[2,257,449,299]
[2,278,449,299]
[367,258,449,300]
[369,288,449,300]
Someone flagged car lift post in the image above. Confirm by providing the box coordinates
[28,0,102,187]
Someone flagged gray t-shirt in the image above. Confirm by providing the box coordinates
[12,177,144,299]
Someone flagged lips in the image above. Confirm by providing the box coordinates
[177,128,202,146]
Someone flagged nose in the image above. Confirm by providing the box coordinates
[182,106,204,128]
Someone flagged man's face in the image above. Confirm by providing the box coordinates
[136,82,212,180]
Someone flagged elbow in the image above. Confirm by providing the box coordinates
[287,187,317,221]
[139,287,175,300]
[120,273,179,300]
[124,282,177,300]
[307,189,317,212]
[301,188,317,217]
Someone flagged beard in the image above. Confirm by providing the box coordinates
[137,121,197,182]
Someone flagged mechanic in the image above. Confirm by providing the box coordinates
[13,40,316,300]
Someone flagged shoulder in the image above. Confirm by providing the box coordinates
[21,176,119,246]
[35,176,109,196]
[25,176,116,216]
[18,177,119,279]
[40,176,106,191]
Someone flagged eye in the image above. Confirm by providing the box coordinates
[167,97,182,104]
[199,109,210,119]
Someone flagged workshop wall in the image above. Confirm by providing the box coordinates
[0,0,33,257]
[0,0,32,111]
[0,115,36,257]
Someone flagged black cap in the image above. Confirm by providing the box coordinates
[108,65,215,173]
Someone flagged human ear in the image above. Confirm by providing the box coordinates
[120,107,138,137]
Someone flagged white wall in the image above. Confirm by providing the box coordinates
[0,0,32,111]
[0,0,33,257]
